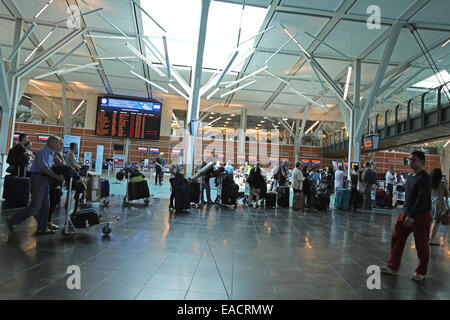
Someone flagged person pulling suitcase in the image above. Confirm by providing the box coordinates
[7,136,65,235]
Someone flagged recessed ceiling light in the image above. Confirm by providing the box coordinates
[231,114,235,116]
[277,122,281,124]
[209,116,214,119]
[211,112,215,115]
[257,124,262,126]
[282,118,288,121]
[264,116,268,119]
[225,121,229,124]
[260,120,265,123]
[227,118,232,120]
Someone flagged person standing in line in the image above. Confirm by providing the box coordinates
[7,133,30,176]
[380,151,432,281]
[278,160,289,187]
[200,161,214,205]
[302,166,312,209]
[154,152,166,186]
[48,137,65,230]
[429,168,449,246]
[270,164,279,192]
[66,142,80,170]
[224,160,234,175]
[310,167,320,189]
[362,161,373,210]
[169,162,182,210]
[292,161,305,212]
[247,163,265,208]
[334,165,346,192]
[23,141,35,175]
[386,167,395,198]
[7,136,65,235]
[350,165,360,211]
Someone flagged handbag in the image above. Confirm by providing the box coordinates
[357,180,364,193]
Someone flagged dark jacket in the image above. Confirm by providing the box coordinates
[404,170,432,219]
[7,144,28,167]
[248,168,265,189]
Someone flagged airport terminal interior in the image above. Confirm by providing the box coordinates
[0,0,449,300]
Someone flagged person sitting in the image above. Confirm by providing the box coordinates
[247,163,265,208]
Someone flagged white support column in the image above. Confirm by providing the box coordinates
[62,80,71,135]
[294,118,300,163]
[238,108,247,157]
[296,105,309,163]
[185,0,211,177]
[352,59,362,163]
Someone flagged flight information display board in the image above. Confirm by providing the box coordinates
[95,96,162,140]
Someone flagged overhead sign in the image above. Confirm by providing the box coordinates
[311,159,321,166]
[13,134,19,141]
[300,159,310,165]
[113,154,125,168]
[150,147,159,154]
[138,146,148,153]
[37,135,49,143]
[95,145,104,175]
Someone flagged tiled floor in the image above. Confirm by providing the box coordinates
[0,181,449,300]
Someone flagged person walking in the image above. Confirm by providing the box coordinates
[7,133,30,176]
[386,167,395,198]
[154,152,166,186]
[48,137,65,230]
[380,151,432,281]
[169,163,183,210]
[429,168,449,246]
[7,136,65,235]
[292,162,305,212]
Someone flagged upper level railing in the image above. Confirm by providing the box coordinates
[323,81,450,152]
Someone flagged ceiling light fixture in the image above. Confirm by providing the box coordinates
[305,120,320,135]
[72,100,86,115]
[162,35,171,79]
[289,88,327,110]
[84,35,135,40]
[343,66,352,100]
[29,81,51,96]
[220,80,256,98]
[126,42,165,77]
[24,27,56,62]
[444,139,450,148]
[34,0,54,18]
[225,66,267,88]
[130,70,168,93]
[169,83,189,100]
[58,62,99,75]
[206,88,219,100]
[281,23,310,59]
[30,101,49,117]
[441,38,450,48]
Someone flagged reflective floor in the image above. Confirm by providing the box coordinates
[0,182,449,300]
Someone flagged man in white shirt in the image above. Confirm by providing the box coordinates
[334,165,346,192]
[385,167,395,197]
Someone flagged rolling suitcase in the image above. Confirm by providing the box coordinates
[265,192,277,208]
[189,181,200,204]
[175,182,190,213]
[292,191,304,210]
[3,174,31,209]
[335,188,351,210]
[100,179,110,198]
[277,186,290,208]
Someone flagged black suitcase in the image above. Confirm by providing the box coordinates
[70,208,100,228]
[175,183,190,212]
[189,181,200,204]
[277,186,290,208]
[312,194,329,211]
[3,174,31,208]
[265,191,277,208]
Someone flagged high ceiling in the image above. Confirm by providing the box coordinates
[0,0,449,125]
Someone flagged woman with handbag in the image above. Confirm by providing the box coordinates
[429,168,449,246]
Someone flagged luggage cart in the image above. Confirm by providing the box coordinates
[63,177,119,236]
[123,171,151,206]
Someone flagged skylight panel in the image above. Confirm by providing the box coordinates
[412,70,450,89]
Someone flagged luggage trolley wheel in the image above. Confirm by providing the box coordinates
[144,198,150,205]
[102,224,112,235]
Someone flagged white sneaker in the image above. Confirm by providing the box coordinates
[380,265,398,275]
[411,273,425,281]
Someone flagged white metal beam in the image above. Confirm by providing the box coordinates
[355,22,403,138]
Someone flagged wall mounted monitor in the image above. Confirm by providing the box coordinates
[149,148,159,154]
[362,133,380,151]
[311,159,321,166]
[95,95,162,140]
[13,134,20,141]
[280,158,289,162]
[172,149,181,155]
[137,146,148,153]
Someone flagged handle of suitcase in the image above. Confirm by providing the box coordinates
[63,177,76,235]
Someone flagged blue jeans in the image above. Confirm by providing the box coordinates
[201,180,211,203]
[10,174,50,231]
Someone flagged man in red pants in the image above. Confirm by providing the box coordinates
[380,151,432,281]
